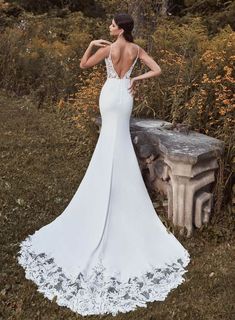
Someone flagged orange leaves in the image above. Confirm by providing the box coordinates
[222,99,230,105]
[219,108,226,116]
[57,98,65,109]
[68,67,104,132]
[185,28,234,137]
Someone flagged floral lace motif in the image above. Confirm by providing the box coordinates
[105,44,139,79]
[17,235,190,316]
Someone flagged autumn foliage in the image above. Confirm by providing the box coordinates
[0,4,234,208]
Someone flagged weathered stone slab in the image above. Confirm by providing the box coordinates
[95,116,224,237]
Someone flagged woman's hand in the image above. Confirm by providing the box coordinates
[91,39,112,48]
[128,78,137,97]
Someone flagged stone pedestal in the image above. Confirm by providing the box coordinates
[94,117,224,238]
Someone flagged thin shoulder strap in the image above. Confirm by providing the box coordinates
[109,43,113,58]
[136,44,140,59]
[133,44,139,64]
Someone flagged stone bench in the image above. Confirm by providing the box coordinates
[95,117,224,238]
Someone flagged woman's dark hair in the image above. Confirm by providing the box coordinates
[113,13,134,43]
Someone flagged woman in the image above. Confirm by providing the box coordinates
[17,13,190,316]
[80,16,162,95]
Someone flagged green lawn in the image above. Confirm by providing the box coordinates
[0,91,234,320]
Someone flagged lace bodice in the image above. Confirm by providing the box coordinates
[105,43,139,79]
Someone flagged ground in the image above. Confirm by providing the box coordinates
[0,90,234,320]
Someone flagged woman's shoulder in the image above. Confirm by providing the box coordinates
[111,41,140,48]
[113,42,141,53]
[109,42,141,59]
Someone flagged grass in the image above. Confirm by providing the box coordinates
[0,90,234,320]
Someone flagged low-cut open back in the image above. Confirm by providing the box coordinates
[106,43,139,79]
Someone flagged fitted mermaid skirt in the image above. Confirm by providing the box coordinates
[17,77,190,316]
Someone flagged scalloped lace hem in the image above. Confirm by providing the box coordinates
[17,235,190,316]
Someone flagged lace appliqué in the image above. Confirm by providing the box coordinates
[105,44,139,80]
[17,235,190,316]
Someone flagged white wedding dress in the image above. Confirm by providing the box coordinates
[17,43,190,316]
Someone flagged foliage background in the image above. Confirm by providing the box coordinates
[0,1,234,318]
[1,0,233,208]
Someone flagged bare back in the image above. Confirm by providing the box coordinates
[105,43,139,79]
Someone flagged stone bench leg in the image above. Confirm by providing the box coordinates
[169,171,215,237]
[195,192,213,228]
[184,171,215,237]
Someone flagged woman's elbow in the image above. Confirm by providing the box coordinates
[154,67,162,77]
[80,62,87,69]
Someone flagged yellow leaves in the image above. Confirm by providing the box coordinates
[200,89,207,95]
[29,37,49,50]
[219,108,226,116]
[51,40,70,57]
[28,51,39,60]
[57,98,65,109]
[72,115,80,122]
[201,73,209,83]
[223,66,233,76]
[69,68,104,133]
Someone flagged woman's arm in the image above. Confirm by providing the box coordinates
[79,42,93,68]
[133,47,162,80]
[80,40,111,69]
